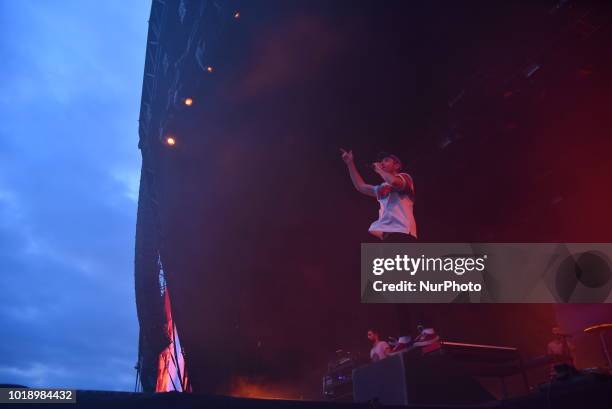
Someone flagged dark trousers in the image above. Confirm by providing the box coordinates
[365,232,417,243]
[383,232,417,243]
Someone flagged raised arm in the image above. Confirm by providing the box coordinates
[340,149,376,197]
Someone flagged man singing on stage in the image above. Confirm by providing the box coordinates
[340,149,417,240]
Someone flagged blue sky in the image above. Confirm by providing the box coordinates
[0,1,149,391]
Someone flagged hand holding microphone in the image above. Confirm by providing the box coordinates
[372,162,384,175]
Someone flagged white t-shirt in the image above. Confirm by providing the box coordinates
[369,173,417,239]
[370,341,390,362]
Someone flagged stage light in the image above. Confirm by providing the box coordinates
[184,98,193,106]
[233,11,240,19]
[165,136,176,146]
[206,66,214,73]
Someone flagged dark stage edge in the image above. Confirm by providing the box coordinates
[15,375,612,409]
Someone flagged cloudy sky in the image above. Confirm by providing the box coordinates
[0,1,149,390]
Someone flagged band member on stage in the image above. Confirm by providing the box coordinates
[546,326,576,378]
[340,149,417,240]
[367,328,390,362]
[547,327,575,365]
